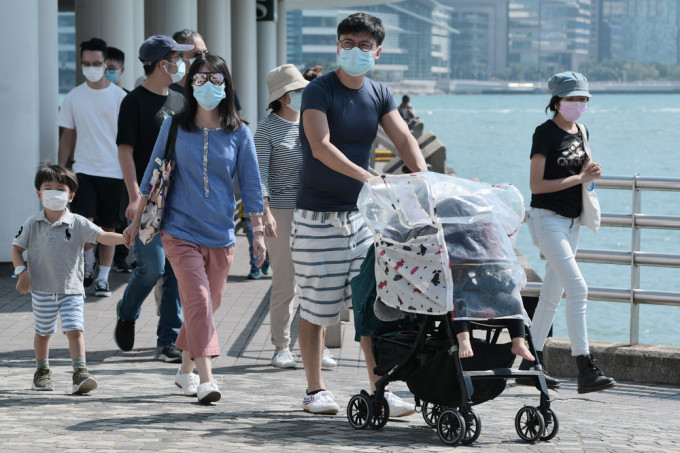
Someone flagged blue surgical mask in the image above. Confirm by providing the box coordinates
[285,90,303,112]
[105,69,120,84]
[337,47,376,77]
[193,82,226,110]
[164,59,186,84]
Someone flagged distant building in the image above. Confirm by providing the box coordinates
[58,11,76,95]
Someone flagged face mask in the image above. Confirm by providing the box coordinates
[82,66,105,83]
[164,59,186,84]
[41,190,70,211]
[337,47,376,77]
[285,90,303,112]
[193,82,226,110]
[559,101,588,122]
[105,69,120,84]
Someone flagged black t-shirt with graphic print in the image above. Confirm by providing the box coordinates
[530,119,589,218]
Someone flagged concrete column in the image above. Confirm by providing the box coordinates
[38,0,59,164]
[132,0,145,85]
[0,0,43,261]
[277,0,287,65]
[100,0,136,91]
[232,0,258,126]
[198,0,232,69]
[257,20,278,121]
[144,0,197,37]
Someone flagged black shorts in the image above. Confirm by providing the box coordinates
[70,173,125,229]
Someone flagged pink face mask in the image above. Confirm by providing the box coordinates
[558,101,588,122]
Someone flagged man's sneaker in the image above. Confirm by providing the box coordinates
[155,345,182,363]
[174,368,199,396]
[31,367,54,391]
[72,368,98,394]
[247,266,261,280]
[321,347,337,369]
[302,390,339,414]
[271,349,297,368]
[261,263,271,276]
[84,262,95,288]
[197,381,221,404]
[113,258,132,273]
[114,302,135,351]
[384,391,416,417]
[94,279,111,297]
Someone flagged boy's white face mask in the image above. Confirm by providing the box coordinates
[41,190,70,211]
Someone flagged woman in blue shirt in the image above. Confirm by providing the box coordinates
[125,54,265,404]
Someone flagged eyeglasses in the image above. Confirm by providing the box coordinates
[192,72,225,86]
[339,39,375,52]
[81,61,105,68]
[191,50,209,58]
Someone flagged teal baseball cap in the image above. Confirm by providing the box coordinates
[548,71,591,98]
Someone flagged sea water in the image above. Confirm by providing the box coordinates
[409,93,680,346]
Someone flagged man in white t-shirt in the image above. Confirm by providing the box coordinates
[58,37,127,297]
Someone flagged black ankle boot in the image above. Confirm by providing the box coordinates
[515,350,561,389]
[575,353,616,394]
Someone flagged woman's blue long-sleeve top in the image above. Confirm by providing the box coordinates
[140,116,264,248]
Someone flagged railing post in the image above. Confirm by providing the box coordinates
[630,174,641,345]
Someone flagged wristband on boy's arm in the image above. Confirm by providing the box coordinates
[252,225,265,234]
[12,265,26,279]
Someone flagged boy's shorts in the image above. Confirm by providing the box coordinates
[290,209,373,326]
[32,292,85,336]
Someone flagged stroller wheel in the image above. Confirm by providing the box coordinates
[368,394,390,430]
[461,409,482,445]
[436,409,466,446]
[421,401,443,428]
[515,406,545,443]
[347,393,372,429]
[539,408,559,441]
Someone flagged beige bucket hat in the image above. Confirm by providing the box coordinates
[266,64,308,105]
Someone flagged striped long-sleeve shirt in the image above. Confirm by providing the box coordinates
[254,112,303,209]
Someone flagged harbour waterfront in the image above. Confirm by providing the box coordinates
[408,92,680,347]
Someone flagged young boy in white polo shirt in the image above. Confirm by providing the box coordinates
[11,162,125,393]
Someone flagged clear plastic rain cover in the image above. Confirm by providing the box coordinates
[357,172,528,321]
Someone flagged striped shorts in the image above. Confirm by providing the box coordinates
[32,292,85,335]
[290,209,373,326]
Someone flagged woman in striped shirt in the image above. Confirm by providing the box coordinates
[255,65,309,369]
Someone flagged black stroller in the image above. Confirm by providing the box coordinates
[347,173,559,446]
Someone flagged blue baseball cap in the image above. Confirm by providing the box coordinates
[548,71,591,98]
[138,35,194,65]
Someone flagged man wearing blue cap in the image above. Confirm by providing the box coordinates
[114,35,193,364]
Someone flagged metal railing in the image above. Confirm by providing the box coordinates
[521,175,680,345]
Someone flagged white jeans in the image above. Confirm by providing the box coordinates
[528,208,589,356]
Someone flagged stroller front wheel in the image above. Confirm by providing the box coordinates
[515,405,545,443]
[436,409,466,445]
[347,393,373,429]
[421,401,443,428]
[461,409,482,445]
[368,394,390,430]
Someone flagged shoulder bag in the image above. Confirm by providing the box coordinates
[577,123,601,233]
[139,116,179,245]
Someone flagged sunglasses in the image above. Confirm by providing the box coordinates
[192,72,225,87]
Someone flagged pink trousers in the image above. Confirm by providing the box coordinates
[161,232,234,360]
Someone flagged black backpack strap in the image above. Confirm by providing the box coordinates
[163,115,180,161]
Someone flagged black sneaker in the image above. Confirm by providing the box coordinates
[84,262,95,288]
[72,367,98,394]
[114,303,135,351]
[113,259,132,273]
[155,345,182,363]
[32,367,54,391]
[94,279,111,297]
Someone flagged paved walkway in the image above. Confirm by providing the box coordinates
[1,233,679,452]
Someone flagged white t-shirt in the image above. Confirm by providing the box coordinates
[58,82,127,179]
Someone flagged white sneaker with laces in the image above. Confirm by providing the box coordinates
[271,349,297,368]
[321,347,337,369]
[174,368,199,396]
[197,381,221,404]
[302,390,339,414]
[384,391,416,417]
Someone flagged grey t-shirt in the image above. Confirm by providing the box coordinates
[13,210,102,295]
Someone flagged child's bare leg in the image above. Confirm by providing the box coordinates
[511,337,534,361]
[457,332,473,358]
[65,330,86,360]
[34,334,51,361]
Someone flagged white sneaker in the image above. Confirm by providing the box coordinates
[321,347,337,369]
[384,391,415,417]
[197,381,221,404]
[302,390,340,414]
[271,349,297,368]
[174,368,199,396]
